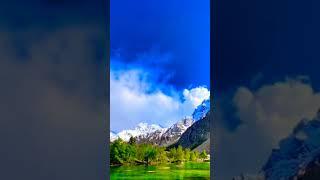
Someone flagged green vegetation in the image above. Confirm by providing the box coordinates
[110,137,209,166]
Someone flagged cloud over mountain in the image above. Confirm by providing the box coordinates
[0,26,106,180]
[215,78,320,179]
[110,63,209,132]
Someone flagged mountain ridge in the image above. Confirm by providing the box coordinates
[110,99,210,148]
[171,112,210,152]
[233,110,320,180]
[262,111,320,180]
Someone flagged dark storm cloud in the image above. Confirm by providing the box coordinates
[0,26,107,180]
[214,0,320,92]
[214,0,320,177]
[111,0,210,89]
[0,0,106,28]
[214,78,320,179]
[0,0,108,179]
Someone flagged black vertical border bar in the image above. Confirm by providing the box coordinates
[106,0,110,179]
[210,0,216,179]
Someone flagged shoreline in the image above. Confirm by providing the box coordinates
[110,160,210,167]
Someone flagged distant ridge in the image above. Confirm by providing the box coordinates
[110,99,211,151]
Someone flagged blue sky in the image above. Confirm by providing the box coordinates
[110,0,210,132]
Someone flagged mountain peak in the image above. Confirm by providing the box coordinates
[262,112,320,179]
[137,122,148,128]
[110,100,211,146]
[111,122,164,142]
[136,122,161,131]
[192,99,210,121]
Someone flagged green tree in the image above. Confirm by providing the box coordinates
[200,150,207,160]
[110,140,202,165]
[125,144,137,162]
[190,151,196,161]
[128,136,136,145]
[144,145,157,165]
[136,144,147,162]
[155,147,168,163]
[176,145,185,162]
[194,151,199,159]
[168,147,176,160]
[185,148,191,161]
[110,138,125,164]
[159,151,168,163]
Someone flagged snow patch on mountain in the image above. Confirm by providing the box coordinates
[110,99,211,144]
[158,117,194,146]
[111,123,164,142]
[164,117,194,137]
[192,99,210,121]
[134,117,194,146]
[110,131,118,142]
[262,111,320,179]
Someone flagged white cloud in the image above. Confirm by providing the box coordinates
[214,78,320,179]
[234,79,320,144]
[183,86,210,108]
[110,67,209,132]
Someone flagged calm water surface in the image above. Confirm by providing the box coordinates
[110,162,210,179]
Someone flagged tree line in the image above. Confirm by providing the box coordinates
[110,137,208,166]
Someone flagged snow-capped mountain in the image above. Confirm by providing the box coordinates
[110,99,211,146]
[136,117,194,146]
[174,112,210,152]
[136,128,168,144]
[111,117,195,146]
[110,131,118,142]
[262,110,320,180]
[192,99,210,121]
[159,117,194,146]
[111,123,164,142]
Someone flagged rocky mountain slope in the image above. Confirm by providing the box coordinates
[232,111,320,180]
[110,117,195,145]
[136,117,194,146]
[192,99,210,121]
[111,123,163,142]
[171,112,210,152]
[110,99,211,149]
[262,111,320,180]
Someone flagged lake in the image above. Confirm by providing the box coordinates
[110,162,210,179]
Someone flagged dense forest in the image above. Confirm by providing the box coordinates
[110,137,209,166]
